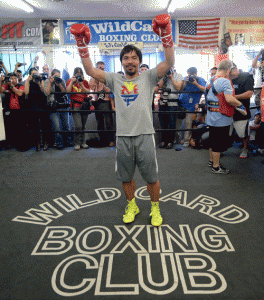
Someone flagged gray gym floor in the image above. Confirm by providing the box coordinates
[0,143,263,299]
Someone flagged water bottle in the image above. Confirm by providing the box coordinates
[189,97,193,103]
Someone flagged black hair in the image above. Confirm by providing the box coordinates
[96,61,105,67]
[29,67,38,75]
[51,68,60,76]
[187,67,197,75]
[140,64,149,69]
[16,70,22,74]
[120,45,142,64]
[210,67,218,71]
[73,67,84,76]
[9,72,18,78]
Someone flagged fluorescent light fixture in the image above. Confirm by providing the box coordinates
[2,0,34,13]
[168,0,193,12]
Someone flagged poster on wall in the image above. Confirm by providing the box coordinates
[41,19,60,45]
[0,19,41,48]
[221,18,264,50]
[63,19,176,46]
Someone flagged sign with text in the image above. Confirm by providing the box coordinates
[63,19,176,46]
[98,41,143,50]
[225,18,264,46]
[0,19,41,47]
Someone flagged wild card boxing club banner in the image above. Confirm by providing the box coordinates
[63,19,176,48]
[0,19,41,47]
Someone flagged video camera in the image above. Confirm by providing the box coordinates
[160,68,173,105]
[75,74,83,83]
[160,87,171,105]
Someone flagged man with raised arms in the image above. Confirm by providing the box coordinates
[70,14,174,226]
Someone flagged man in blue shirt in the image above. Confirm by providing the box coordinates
[206,60,246,174]
[179,67,206,147]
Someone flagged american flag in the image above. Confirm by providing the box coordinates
[178,18,220,49]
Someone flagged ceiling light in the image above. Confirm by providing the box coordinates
[2,0,34,13]
[167,0,193,12]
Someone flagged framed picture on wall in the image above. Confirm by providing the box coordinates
[41,19,60,45]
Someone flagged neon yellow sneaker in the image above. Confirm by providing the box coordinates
[150,202,163,227]
[123,198,140,224]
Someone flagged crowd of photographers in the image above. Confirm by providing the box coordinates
[0,52,264,157]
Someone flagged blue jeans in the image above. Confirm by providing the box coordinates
[158,105,178,144]
[50,109,71,147]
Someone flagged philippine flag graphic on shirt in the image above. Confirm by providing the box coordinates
[121,82,139,107]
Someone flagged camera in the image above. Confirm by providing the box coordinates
[54,75,62,84]
[188,75,197,83]
[40,72,48,81]
[4,75,11,83]
[166,68,173,76]
[32,74,42,83]
[98,66,104,71]
[75,74,83,82]
[18,63,27,67]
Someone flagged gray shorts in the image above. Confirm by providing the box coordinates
[230,120,249,138]
[115,134,158,184]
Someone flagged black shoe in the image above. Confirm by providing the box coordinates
[212,165,230,174]
[159,142,166,148]
[166,143,173,149]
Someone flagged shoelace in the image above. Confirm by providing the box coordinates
[150,204,161,217]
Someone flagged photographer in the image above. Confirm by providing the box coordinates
[89,61,115,147]
[157,67,184,149]
[66,67,92,150]
[0,72,27,151]
[45,69,70,150]
[179,67,206,147]
[0,60,9,76]
[252,48,264,107]
[24,67,51,151]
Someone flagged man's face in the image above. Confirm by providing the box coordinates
[97,63,105,71]
[229,67,239,80]
[210,69,217,77]
[46,23,54,33]
[140,66,148,73]
[122,51,140,77]
[255,114,261,124]
[42,65,49,74]
[261,60,264,68]
[17,72,22,80]
[10,76,18,85]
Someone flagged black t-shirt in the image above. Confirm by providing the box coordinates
[28,81,47,109]
[232,72,254,121]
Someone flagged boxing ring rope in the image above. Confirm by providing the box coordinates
[1,88,261,136]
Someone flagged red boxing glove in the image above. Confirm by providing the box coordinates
[152,14,173,48]
[70,24,91,58]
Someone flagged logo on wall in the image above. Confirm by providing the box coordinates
[12,187,249,297]
[41,19,60,45]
